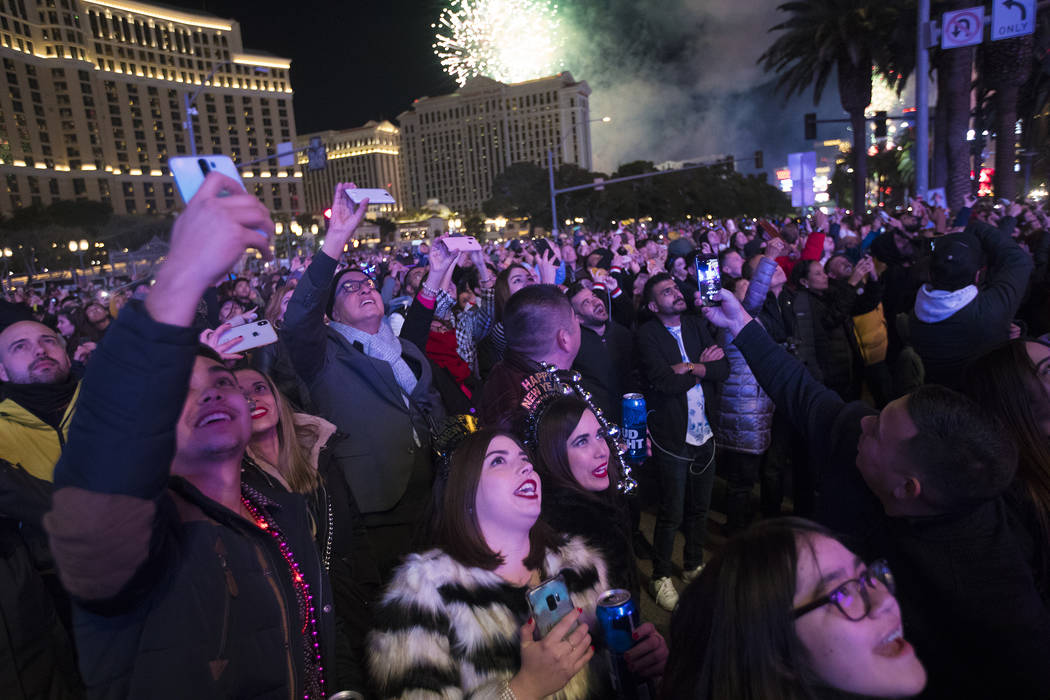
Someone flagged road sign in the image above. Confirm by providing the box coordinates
[788,151,817,208]
[941,6,984,48]
[992,0,1035,40]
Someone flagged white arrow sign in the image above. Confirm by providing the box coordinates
[992,0,1035,40]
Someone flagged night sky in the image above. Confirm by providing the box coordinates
[163,0,849,174]
[165,0,458,133]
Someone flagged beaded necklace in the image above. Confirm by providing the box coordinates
[241,486,326,699]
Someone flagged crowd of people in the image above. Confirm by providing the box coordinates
[1,173,1049,699]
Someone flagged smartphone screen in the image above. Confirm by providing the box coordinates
[696,255,722,306]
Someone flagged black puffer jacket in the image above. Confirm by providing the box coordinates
[782,283,857,400]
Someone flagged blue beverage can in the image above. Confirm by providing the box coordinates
[621,394,647,464]
[597,588,638,653]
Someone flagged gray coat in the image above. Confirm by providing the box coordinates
[711,342,774,455]
[283,252,444,515]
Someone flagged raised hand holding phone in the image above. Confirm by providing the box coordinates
[148,172,274,328]
[321,183,369,261]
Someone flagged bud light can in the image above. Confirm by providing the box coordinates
[621,393,647,464]
[597,589,652,700]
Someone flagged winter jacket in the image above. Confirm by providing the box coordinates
[0,459,83,700]
[0,386,79,482]
[540,483,640,600]
[637,314,729,455]
[283,251,445,516]
[367,537,611,699]
[572,321,637,424]
[909,219,1033,389]
[732,319,1050,700]
[782,282,857,399]
[43,300,336,700]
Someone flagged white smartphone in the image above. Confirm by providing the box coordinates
[345,188,396,205]
[442,236,482,253]
[217,319,278,354]
[169,155,245,203]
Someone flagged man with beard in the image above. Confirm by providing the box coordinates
[0,306,79,480]
[636,273,727,611]
[44,172,338,698]
[568,282,637,424]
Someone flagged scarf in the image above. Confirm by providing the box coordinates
[330,318,418,397]
[2,375,77,430]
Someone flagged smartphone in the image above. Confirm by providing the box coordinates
[696,255,722,306]
[169,155,245,203]
[526,575,577,638]
[534,238,554,258]
[217,319,278,354]
[344,188,396,205]
[877,209,890,222]
[442,236,482,253]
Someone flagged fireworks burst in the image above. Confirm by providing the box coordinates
[432,0,563,87]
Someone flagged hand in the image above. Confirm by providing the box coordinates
[72,341,97,363]
[148,172,274,327]
[623,623,669,680]
[199,322,245,361]
[671,362,694,375]
[765,238,787,259]
[388,259,407,278]
[1010,322,1022,339]
[814,209,828,232]
[321,183,369,259]
[226,305,258,327]
[699,345,724,363]
[1008,201,1023,218]
[701,288,752,336]
[537,247,560,284]
[511,610,593,700]
[427,236,461,282]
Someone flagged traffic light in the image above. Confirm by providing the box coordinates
[754,150,764,169]
[874,111,888,138]
[804,113,817,141]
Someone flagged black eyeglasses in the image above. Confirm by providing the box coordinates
[792,559,895,621]
[337,278,377,295]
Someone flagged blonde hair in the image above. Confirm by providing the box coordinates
[246,370,321,494]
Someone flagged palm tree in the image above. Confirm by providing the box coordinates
[760,0,907,210]
[982,35,1034,200]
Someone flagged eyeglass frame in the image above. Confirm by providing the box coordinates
[336,277,377,296]
[791,559,895,621]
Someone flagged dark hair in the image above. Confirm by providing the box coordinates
[432,428,562,570]
[535,396,621,503]
[642,272,674,307]
[789,260,818,290]
[494,263,530,321]
[662,517,839,700]
[196,343,225,364]
[903,384,1017,512]
[962,340,1050,574]
[780,222,800,245]
[503,284,573,358]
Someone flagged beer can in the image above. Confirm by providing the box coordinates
[621,393,647,464]
[597,588,638,653]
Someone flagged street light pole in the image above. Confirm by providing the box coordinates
[183,61,233,156]
[915,0,930,199]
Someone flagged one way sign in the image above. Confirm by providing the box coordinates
[992,0,1035,40]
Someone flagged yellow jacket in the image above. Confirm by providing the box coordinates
[0,384,79,482]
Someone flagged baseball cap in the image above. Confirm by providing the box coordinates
[929,232,981,291]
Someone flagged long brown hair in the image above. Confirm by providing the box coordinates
[963,340,1050,568]
[495,264,529,322]
[432,428,561,571]
[535,395,620,503]
[239,368,321,494]
[264,281,296,330]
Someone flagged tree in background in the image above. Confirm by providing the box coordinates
[760,0,909,211]
[982,34,1034,200]
[482,162,550,231]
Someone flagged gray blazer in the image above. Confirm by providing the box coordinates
[283,252,444,514]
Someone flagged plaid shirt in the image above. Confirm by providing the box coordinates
[435,286,495,373]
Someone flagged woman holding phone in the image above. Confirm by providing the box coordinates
[367,429,667,699]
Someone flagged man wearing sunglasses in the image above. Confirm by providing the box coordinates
[703,288,1050,699]
[284,183,446,581]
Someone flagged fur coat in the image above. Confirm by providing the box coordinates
[367,536,611,699]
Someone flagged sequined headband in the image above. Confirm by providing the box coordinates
[520,364,637,495]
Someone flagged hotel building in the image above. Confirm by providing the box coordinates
[397,71,592,213]
[0,0,300,217]
[296,119,403,218]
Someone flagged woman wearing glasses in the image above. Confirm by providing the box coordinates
[660,518,926,700]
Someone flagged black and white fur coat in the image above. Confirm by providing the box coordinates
[367,536,611,699]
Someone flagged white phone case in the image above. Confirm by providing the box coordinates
[344,188,396,205]
[217,320,278,354]
[169,155,246,203]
